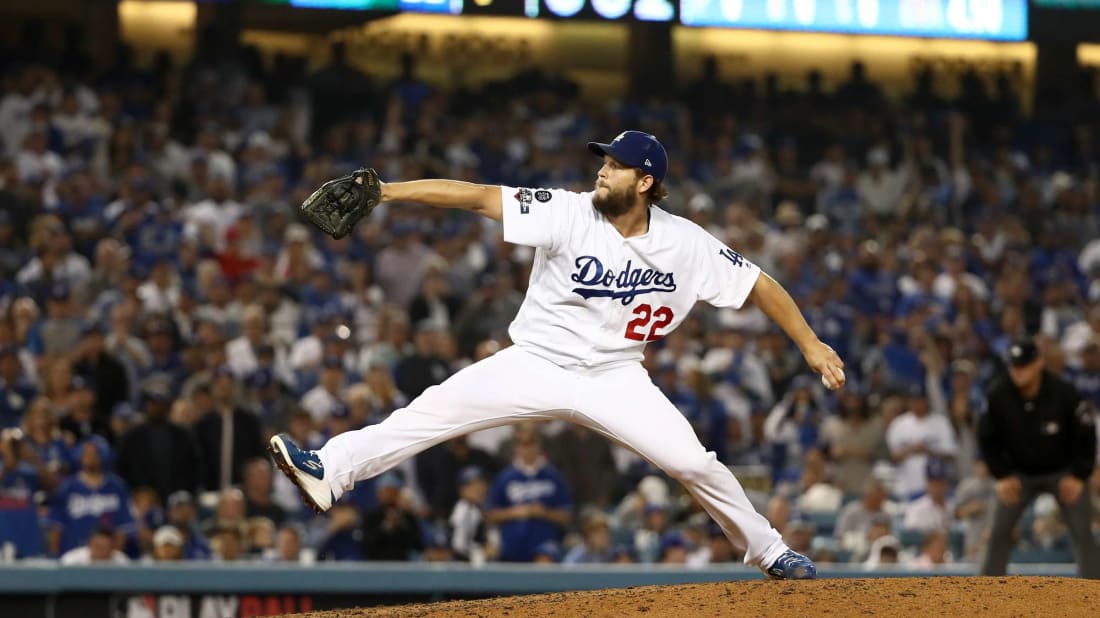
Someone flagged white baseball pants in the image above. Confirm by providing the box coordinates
[317,345,788,567]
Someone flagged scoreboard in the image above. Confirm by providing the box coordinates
[258,0,1030,40]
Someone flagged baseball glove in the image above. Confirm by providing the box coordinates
[299,167,381,239]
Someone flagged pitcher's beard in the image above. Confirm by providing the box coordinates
[592,187,634,217]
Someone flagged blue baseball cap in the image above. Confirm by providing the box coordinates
[926,457,949,481]
[587,131,668,183]
[457,465,485,486]
[329,401,350,420]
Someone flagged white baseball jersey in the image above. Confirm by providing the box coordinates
[500,186,762,368]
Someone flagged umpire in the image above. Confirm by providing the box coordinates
[978,336,1099,578]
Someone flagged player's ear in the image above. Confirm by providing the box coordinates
[636,174,654,194]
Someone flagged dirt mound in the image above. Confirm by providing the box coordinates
[275,576,1098,617]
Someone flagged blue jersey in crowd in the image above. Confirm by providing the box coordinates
[47,473,135,555]
[0,378,36,429]
[488,463,573,562]
[26,437,70,475]
[182,525,213,561]
[0,462,44,558]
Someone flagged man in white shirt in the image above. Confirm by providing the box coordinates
[182,172,243,251]
[299,357,346,425]
[902,458,954,533]
[226,304,270,378]
[886,385,958,500]
[58,525,130,565]
[855,147,907,217]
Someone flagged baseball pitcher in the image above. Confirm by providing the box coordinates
[271,130,845,579]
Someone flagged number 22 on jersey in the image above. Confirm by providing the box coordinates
[624,304,674,341]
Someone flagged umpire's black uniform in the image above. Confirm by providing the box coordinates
[977,338,1099,578]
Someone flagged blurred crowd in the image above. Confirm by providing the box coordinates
[2,22,1100,570]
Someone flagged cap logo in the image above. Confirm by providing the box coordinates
[613,132,626,143]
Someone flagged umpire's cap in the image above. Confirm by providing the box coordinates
[1008,336,1040,367]
[588,131,668,183]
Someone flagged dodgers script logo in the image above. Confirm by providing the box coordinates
[570,256,676,305]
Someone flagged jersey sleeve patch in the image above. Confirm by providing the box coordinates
[501,186,567,251]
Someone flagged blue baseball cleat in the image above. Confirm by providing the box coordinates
[765,549,818,580]
[268,433,334,513]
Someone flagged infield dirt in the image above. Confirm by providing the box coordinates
[274,575,1098,617]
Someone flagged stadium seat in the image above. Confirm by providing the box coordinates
[1009,547,1074,564]
[805,511,838,536]
[947,529,965,558]
[898,528,925,549]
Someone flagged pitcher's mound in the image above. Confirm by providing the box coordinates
[276,576,1098,617]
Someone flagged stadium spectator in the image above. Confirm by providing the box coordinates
[300,355,348,425]
[543,423,620,511]
[393,319,451,400]
[58,374,106,444]
[225,303,272,379]
[912,530,952,567]
[782,516,816,556]
[194,366,265,489]
[886,384,958,500]
[408,267,461,331]
[244,366,298,435]
[862,534,902,570]
[47,436,134,556]
[127,486,164,559]
[633,502,674,564]
[29,282,83,360]
[417,435,498,520]
[141,317,185,394]
[242,458,286,526]
[764,375,826,483]
[901,458,954,533]
[245,516,277,558]
[165,490,212,560]
[794,448,844,514]
[17,397,67,490]
[362,470,423,561]
[953,460,995,561]
[203,487,247,537]
[820,386,884,495]
[486,423,573,562]
[0,344,36,429]
[59,524,129,565]
[212,522,247,562]
[562,511,615,565]
[452,271,524,358]
[0,427,44,558]
[317,502,365,562]
[151,525,185,562]
[273,524,306,563]
[104,302,151,389]
[116,382,203,501]
[71,322,130,428]
[448,465,489,563]
[834,478,893,554]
